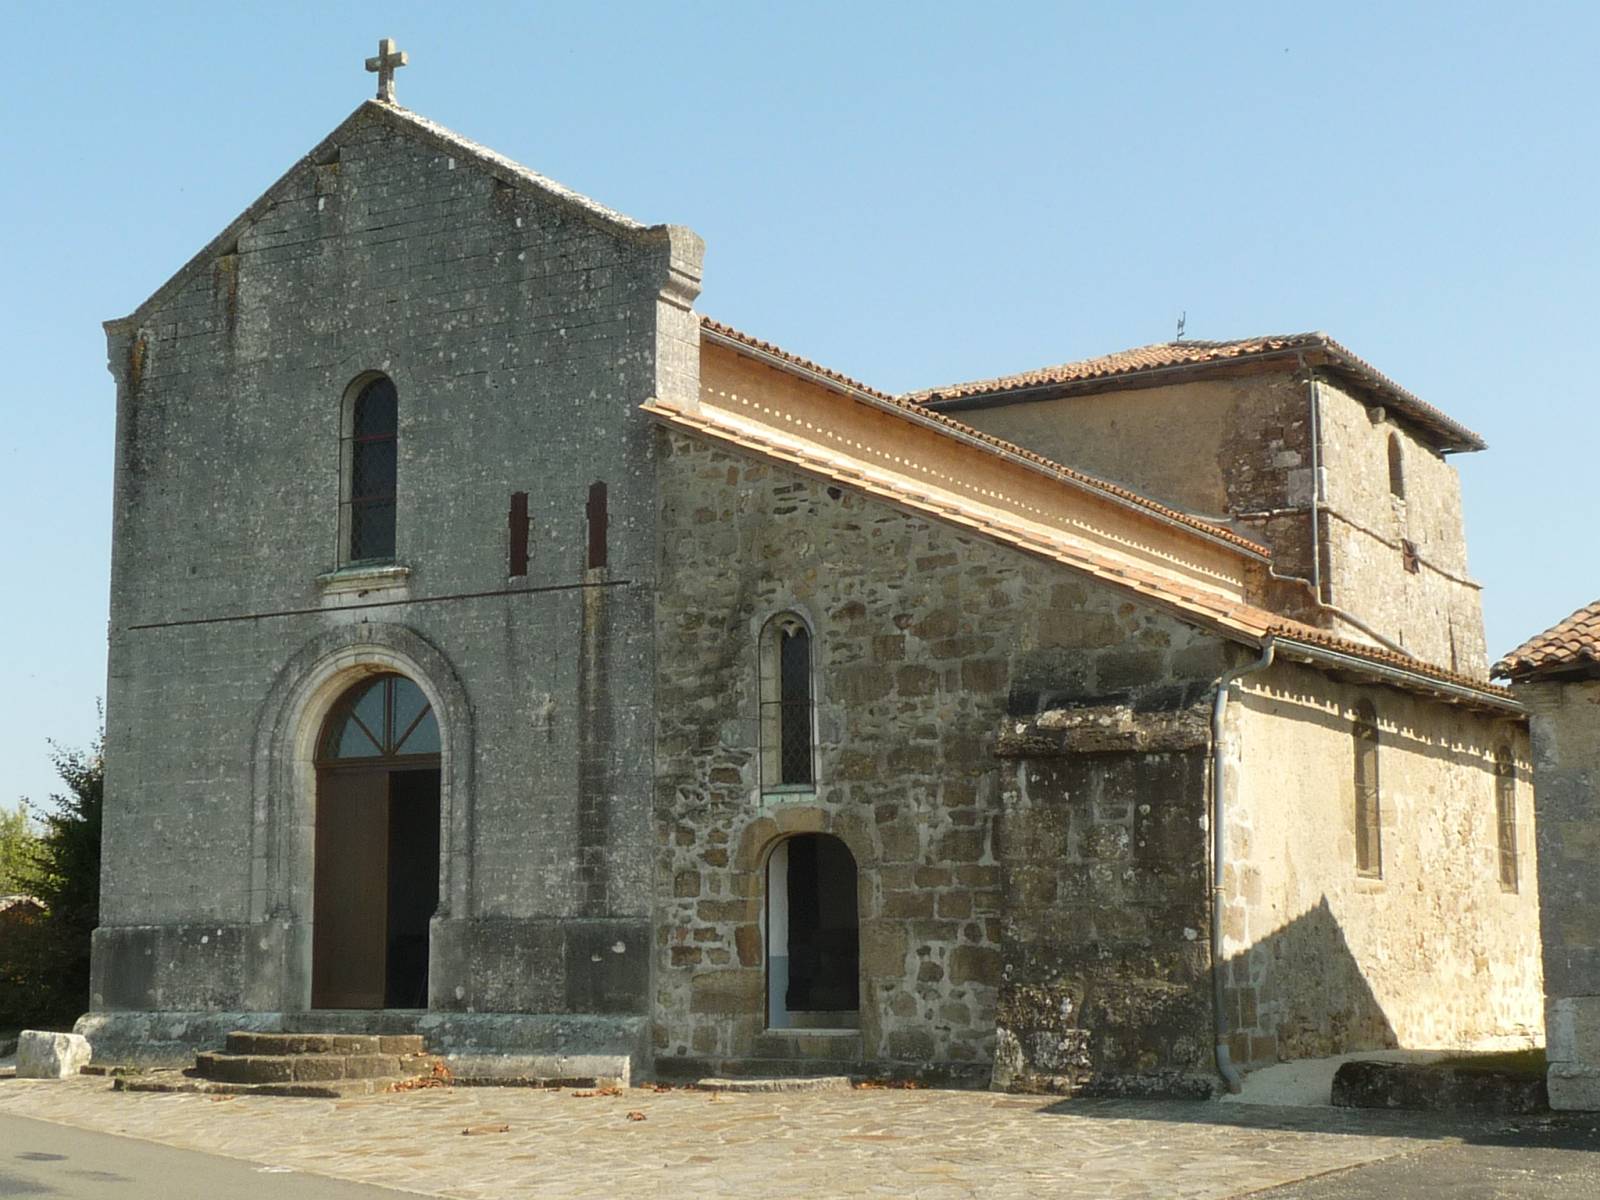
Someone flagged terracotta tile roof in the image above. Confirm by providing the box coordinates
[1494,599,1600,680]
[905,333,1486,454]
[699,318,1269,557]
[648,397,1518,712]
[1266,622,1514,700]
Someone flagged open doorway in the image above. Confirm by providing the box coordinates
[766,834,859,1029]
[312,673,441,1009]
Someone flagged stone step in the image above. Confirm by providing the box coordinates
[117,1073,410,1098]
[659,1056,866,1081]
[195,1050,437,1085]
[223,1032,424,1057]
[696,1075,852,1093]
[751,1031,864,1061]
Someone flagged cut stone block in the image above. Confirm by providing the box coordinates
[17,1031,93,1079]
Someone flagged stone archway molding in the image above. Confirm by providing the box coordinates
[246,621,474,1010]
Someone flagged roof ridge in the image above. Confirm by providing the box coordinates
[110,101,668,332]
[699,316,1269,556]
[650,400,1514,708]
[902,330,1485,453]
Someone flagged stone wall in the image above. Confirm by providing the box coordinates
[1315,380,1486,674]
[934,368,1486,674]
[1517,676,1600,1109]
[95,104,700,1024]
[651,415,1234,1082]
[991,698,1221,1097]
[1223,660,1542,1067]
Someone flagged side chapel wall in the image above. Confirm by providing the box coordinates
[1224,660,1542,1067]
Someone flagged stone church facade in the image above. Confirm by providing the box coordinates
[85,93,1542,1093]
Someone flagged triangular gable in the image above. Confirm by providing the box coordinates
[106,101,674,332]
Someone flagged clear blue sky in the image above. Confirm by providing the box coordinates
[3,2,1595,811]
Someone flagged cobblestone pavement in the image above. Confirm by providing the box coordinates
[0,1076,1554,1199]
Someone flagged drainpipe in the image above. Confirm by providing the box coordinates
[1211,636,1276,1094]
[1300,353,1326,606]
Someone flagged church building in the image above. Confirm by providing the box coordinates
[83,53,1543,1094]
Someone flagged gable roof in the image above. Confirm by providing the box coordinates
[107,100,672,333]
[680,320,1520,714]
[701,319,1268,557]
[1494,599,1600,680]
[905,332,1486,454]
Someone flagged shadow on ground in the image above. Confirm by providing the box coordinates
[1035,1096,1600,1148]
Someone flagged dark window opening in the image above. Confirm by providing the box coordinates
[586,481,608,570]
[1402,539,1420,574]
[1388,432,1406,501]
[1353,700,1382,877]
[760,616,814,789]
[1495,746,1519,893]
[777,626,814,785]
[347,376,398,563]
[509,491,530,577]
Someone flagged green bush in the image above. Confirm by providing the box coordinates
[0,734,102,1030]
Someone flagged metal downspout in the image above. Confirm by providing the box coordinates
[1300,352,1326,605]
[1211,636,1276,1094]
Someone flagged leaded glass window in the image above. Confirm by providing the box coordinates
[346,376,398,563]
[760,614,815,791]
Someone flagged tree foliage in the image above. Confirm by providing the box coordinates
[0,733,103,1030]
[0,805,38,895]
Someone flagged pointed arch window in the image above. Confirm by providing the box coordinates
[760,614,815,791]
[1353,700,1382,877]
[343,375,398,563]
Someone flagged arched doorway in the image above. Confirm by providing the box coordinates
[766,834,860,1029]
[312,672,441,1009]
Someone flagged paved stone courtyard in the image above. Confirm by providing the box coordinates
[5,1074,1587,1199]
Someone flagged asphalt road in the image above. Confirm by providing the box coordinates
[0,1113,411,1199]
[1256,1116,1600,1199]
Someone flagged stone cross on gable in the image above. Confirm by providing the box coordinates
[365,38,408,104]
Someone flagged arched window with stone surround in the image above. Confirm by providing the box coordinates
[342,375,399,563]
[759,613,815,792]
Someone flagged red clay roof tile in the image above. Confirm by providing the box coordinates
[905,333,1486,453]
[1494,600,1600,680]
[700,317,1269,556]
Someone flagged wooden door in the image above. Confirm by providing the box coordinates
[312,769,389,1008]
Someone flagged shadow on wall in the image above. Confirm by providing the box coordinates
[995,893,1396,1100]
[1220,894,1397,1071]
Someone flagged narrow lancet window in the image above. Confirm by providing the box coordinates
[760,614,815,790]
[1387,432,1406,501]
[1353,700,1382,877]
[586,481,608,570]
[345,376,398,563]
[1495,746,1518,892]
